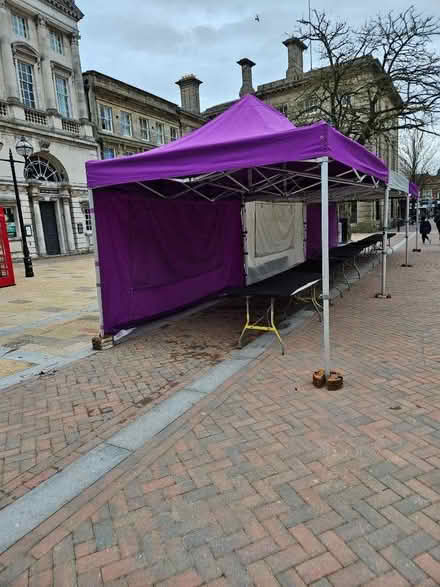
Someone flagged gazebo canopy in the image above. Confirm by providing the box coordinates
[86,95,391,202]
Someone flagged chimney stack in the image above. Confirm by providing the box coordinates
[237,58,256,97]
[176,74,202,114]
[283,37,307,81]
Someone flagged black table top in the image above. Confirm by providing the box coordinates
[225,232,396,300]
[227,270,322,298]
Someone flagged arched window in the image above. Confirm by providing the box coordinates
[24,155,65,182]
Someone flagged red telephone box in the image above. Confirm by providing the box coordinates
[0,207,15,288]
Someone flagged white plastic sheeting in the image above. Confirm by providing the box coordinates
[388,170,409,194]
[245,201,305,285]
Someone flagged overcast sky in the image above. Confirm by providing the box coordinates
[79,0,440,112]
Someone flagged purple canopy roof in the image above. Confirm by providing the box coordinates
[86,95,390,190]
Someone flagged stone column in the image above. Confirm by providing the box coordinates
[31,193,47,256]
[0,1,7,101]
[70,33,88,123]
[0,0,20,103]
[37,17,57,113]
[62,197,75,252]
[0,46,6,101]
[55,198,67,254]
[84,74,98,125]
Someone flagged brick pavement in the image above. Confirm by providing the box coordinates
[2,240,440,585]
[0,298,261,509]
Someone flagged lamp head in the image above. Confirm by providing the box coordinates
[15,136,33,159]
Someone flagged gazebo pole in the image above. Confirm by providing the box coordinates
[376,186,391,298]
[320,157,330,377]
[89,189,105,338]
[413,199,421,253]
[401,191,412,267]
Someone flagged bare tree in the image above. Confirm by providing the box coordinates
[399,130,437,187]
[294,7,440,146]
[399,130,438,222]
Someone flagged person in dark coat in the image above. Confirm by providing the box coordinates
[434,210,440,239]
[420,217,432,244]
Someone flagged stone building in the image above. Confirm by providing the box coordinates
[419,172,440,201]
[0,0,97,259]
[83,71,204,160]
[205,38,401,231]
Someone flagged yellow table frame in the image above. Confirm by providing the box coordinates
[238,281,321,355]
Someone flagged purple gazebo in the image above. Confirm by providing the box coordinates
[86,95,414,375]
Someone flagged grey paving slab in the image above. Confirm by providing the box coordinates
[0,443,130,554]
[108,389,204,451]
[279,309,313,334]
[0,347,94,391]
[186,359,252,395]
[0,347,11,359]
[3,350,63,363]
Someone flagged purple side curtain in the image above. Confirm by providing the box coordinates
[306,203,338,259]
[94,188,244,333]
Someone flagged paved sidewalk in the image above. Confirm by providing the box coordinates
[0,255,98,385]
[3,238,440,586]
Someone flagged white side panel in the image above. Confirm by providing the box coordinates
[389,170,409,193]
[245,201,305,285]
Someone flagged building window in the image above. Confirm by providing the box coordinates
[276,104,288,116]
[120,111,132,136]
[4,207,18,238]
[376,200,381,221]
[155,122,165,144]
[99,104,113,132]
[341,95,352,107]
[103,146,115,159]
[50,30,63,54]
[17,61,35,109]
[350,201,358,224]
[55,76,71,118]
[83,207,92,232]
[170,127,178,141]
[139,118,150,141]
[303,96,320,113]
[24,155,64,182]
[12,14,28,38]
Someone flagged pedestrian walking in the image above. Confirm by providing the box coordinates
[420,217,432,245]
[434,210,440,239]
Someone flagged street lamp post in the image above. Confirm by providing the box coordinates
[0,136,34,277]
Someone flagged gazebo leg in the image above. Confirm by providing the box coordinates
[321,157,331,377]
[402,191,413,267]
[376,186,392,299]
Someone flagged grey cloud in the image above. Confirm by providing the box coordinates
[79,0,440,110]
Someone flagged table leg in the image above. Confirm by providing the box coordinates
[342,262,351,289]
[311,286,323,322]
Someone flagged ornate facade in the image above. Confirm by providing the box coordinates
[0,0,98,259]
[83,71,204,160]
[205,39,401,231]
